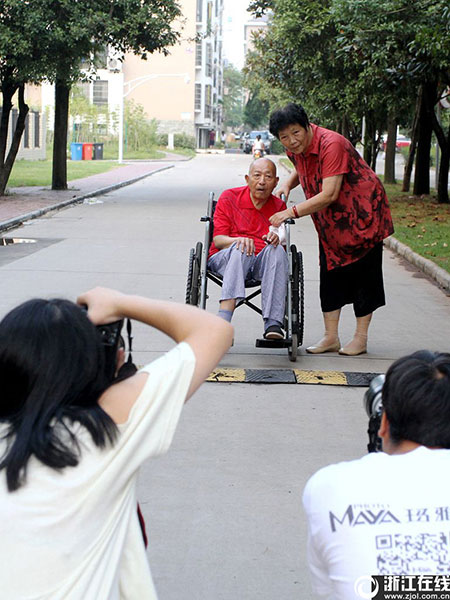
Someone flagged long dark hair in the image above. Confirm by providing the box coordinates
[0,298,118,491]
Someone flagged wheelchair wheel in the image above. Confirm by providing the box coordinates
[186,242,202,306]
[287,247,304,362]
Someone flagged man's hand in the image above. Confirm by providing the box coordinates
[235,237,255,256]
[269,209,291,228]
[263,231,280,247]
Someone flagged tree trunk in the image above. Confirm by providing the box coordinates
[429,94,450,204]
[435,124,449,204]
[413,81,435,196]
[384,114,397,184]
[0,83,29,196]
[52,79,70,190]
[402,87,421,192]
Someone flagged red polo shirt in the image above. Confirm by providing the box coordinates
[208,186,286,258]
[288,124,394,270]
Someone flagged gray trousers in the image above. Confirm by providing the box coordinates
[208,242,288,323]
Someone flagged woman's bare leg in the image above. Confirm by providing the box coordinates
[339,313,372,356]
[306,309,341,354]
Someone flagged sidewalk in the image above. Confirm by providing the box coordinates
[0,159,179,233]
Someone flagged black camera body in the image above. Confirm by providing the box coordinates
[364,374,385,453]
[80,304,124,383]
[96,320,124,383]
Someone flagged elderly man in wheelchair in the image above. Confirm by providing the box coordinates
[186,157,303,361]
[208,158,287,340]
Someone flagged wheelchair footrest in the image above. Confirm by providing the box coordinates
[255,338,292,348]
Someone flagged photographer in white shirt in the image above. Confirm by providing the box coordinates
[303,350,450,599]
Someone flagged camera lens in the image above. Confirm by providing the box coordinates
[364,374,385,418]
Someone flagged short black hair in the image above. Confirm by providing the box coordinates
[0,298,118,491]
[269,103,310,138]
[382,350,450,447]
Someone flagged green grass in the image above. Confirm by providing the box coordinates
[7,143,189,188]
[8,159,122,187]
[278,158,450,274]
[385,184,450,274]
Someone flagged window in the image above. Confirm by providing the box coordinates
[195,41,202,67]
[195,84,202,110]
[206,43,212,77]
[34,112,40,148]
[205,85,212,118]
[93,80,108,105]
[207,1,212,28]
[94,46,108,69]
[196,0,203,21]
[24,114,30,148]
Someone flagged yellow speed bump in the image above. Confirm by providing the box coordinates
[206,368,246,383]
[294,369,348,386]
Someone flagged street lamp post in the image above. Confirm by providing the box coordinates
[118,73,190,163]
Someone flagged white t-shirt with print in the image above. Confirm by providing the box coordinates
[0,342,195,600]
[303,447,450,600]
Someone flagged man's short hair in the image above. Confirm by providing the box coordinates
[269,103,310,138]
[382,350,450,447]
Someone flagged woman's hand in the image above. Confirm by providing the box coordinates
[274,183,291,201]
[77,287,126,325]
[269,209,291,228]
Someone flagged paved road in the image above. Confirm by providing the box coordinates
[1,153,449,599]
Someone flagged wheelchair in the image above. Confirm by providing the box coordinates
[185,192,304,362]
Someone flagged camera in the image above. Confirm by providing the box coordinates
[96,320,124,383]
[363,374,385,453]
[80,304,124,383]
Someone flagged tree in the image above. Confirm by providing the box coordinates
[0,1,53,195]
[243,92,269,129]
[222,65,244,129]
[247,0,449,203]
[45,0,182,190]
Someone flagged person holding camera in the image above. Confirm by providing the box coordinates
[0,287,233,599]
[302,350,450,599]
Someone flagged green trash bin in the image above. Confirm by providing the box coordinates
[93,143,104,160]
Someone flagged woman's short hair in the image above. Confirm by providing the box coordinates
[0,298,117,491]
[382,350,450,447]
[269,103,310,138]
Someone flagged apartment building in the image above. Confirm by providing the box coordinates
[121,0,224,148]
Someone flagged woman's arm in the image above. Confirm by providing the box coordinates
[275,169,300,200]
[77,288,233,422]
[270,175,343,227]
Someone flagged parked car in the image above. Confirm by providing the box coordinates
[381,134,411,152]
[243,130,272,154]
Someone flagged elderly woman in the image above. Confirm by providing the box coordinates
[269,103,394,355]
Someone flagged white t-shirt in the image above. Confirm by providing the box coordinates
[303,447,450,599]
[0,342,195,600]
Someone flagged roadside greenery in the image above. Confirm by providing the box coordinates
[8,159,121,188]
[0,0,182,195]
[245,0,450,203]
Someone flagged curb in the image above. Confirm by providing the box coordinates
[384,236,450,293]
[276,158,450,295]
[0,164,174,234]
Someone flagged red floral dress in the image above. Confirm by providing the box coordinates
[288,124,394,270]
